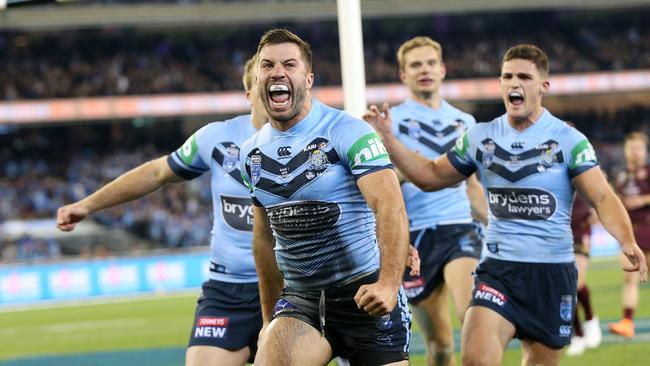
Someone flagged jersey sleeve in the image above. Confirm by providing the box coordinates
[446,127,478,177]
[167,124,212,180]
[564,128,598,178]
[330,115,393,180]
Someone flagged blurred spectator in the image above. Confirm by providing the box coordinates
[1,9,649,99]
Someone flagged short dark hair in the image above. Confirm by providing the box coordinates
[256,29,312,71]
[502,44,549,77]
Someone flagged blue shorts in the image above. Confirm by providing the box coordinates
[403,223,482,304]
[188,279,262,360]
[272,271,411,365]
[470,258,577,349]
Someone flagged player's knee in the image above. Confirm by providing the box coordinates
[428,343,453,366]
[461,351,498,366]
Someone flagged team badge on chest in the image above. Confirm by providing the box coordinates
[250,154,262,185]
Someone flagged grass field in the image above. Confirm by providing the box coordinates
[1,257,648,365]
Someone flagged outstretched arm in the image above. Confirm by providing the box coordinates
[363,103,467,191]
[573,167,648,282]
[354,168,410,316]
[252,205,282,324]
[466,173,488,225]
[56,156,183,231]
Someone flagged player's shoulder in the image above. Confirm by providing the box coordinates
[441,100,476,123]
[324,103,366,135]
[241,122,272,153]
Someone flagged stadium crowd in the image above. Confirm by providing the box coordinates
[1,10,649,99]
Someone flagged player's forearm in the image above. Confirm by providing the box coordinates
[594,191,637,246]
[382,134,445,191]
[374,201,409,289]
[467,174,488,225]
[79,156,177,213]
[253,238,283,323]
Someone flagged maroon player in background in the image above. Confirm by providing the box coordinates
[610,131,650,338]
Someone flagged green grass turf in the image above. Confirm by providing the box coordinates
[0,257,648,365]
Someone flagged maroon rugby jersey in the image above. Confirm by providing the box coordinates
[571,194,592,244]
[616,164,650,249]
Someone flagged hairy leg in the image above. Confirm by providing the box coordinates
[254,317,332,366]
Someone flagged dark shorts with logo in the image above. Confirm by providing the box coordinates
[272,271,411,366]
[470,258,577,349]
[402,223,482,304]
[188,279,262,360]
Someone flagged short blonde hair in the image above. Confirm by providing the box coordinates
[624,131,649,146]
[242,56,256,92]
[397,36,443,70]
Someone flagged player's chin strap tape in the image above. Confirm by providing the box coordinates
[319,289,326,337]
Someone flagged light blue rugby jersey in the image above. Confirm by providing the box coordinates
[391,98,476,230]
[167,114,258,283]
[239,99,393,290]
[447,109,598,263]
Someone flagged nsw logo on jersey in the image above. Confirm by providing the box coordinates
[476,139,564,182]
[487,187,557,220]
[244,138,341,199]
[348,133,389,169]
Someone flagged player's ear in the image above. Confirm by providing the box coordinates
[540,79,550,96]
[306,72,315,89]
[440,62,447,80]
[399,69,406,83]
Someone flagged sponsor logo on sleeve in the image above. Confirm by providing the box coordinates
[220,195,253,231]
[474,283,508,307]
[347,132,389,169]
[179,134,199,166]
[194,316,229,338]
[487,187,557,220]
[570,139,597,169]
[453,132,470,158]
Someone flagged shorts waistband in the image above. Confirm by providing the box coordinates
[481,257,575,268]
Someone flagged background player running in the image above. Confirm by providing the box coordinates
[365,44,647,366]
[56,56,268,366]
[365,36,486,366]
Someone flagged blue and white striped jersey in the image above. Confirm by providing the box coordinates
[447,109,598,263]
[240,99,393,290]
[167,115,258,283]
[391,99,476,229]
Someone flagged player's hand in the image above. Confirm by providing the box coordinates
[56,203,90,232]
[362,103,393,139]
[353,281,398,317]
[406,244,421,276]
[620,242,648,282]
